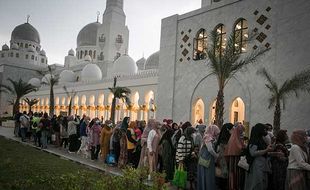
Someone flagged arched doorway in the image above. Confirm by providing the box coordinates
[230,97,245,124]
[193,98,205,125]
[209,99,217,125]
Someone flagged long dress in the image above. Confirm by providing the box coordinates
[162,139,175,181]
[100,126,113,161]
[118,130,128,169]
[197,144,216,190]
[270,143,288,190]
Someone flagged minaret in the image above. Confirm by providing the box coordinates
[103,0,125,24]
[201,0,213,7]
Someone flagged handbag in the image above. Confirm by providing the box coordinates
[106,152,116,165]
[172,165,187,188]
[198,156,211,168]
[237,156,249,171]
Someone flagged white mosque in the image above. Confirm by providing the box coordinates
[1,0,310,132]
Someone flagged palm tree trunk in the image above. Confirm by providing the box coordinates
[68,99,72,116]
[215,88,224,128]
[49,85,55,116]
[110,97,116,124]
[273,100,281,135]
[13,98,20,115]
[28,106,32,113]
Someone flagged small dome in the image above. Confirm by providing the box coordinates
[144,51,159,70]
[2,44,9,51]
[28,46,35,52]
[59,70,76,82]
[113,55,137,76]
[81,63,102,82]
[11,23,40,44]
[40,49,46,56]
[28,78,41,88]
[136,57,146,70]
[84,55,92,62]
[77,22,101,47]
[41,74,53,84]
[68,49,75,56]
[11,43,19,50]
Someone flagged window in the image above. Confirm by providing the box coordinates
[1,53,4,58]
[16,53,19,58]
[99,52,104,60]
[89,50,92,57]
[31,55,34,60]
[77,51,79,59]
[193,29,208,60]
[41,58,45,63]
[214,24,227,56]
[35,56,37,61]
[93,50,96,59]
[234,19,248,54]
[10,52,13,57]
[116,35,123,43]
[26,54,29,59]
[25,44,28,48]
[84,50,87,57]
[20,43,23,48]
[80,51,83,59]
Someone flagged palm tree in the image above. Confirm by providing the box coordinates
[63,86,77,116]
[109,76,131,124]
[0,78,36,115]
[206,30,269,128]
[38,65,59,116]
[23,97,39,113]
[257,68,310,134]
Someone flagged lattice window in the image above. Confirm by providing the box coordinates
[234,19,248,54]
[193,29,208,60]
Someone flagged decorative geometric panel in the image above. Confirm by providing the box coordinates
[257,15,268,25]
[181,31,184,35]
[253,27,258,33]
[182,48,189,56]
[182,35,189,43]
[254,10,259,15]
[188,43,191,47]
[188,29,192,33]
[265,24,271,30]
[256,32,267,43]
[265,43,270,48]
[187,57,190,61]
[266,7,271,12]
[180,58,183,62]
[253,45,258,50]
[180,44,184,48]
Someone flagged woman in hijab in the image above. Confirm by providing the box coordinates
[225,122,245,190]
[100,120,113,161]
[285,129,310,190]
[244,123,273,190]
[197,124,220,190]
[147,119,161,175]
[118,117,130,169]
[138,119,153,168]
[270,129,289,190]
[159,127,175,182]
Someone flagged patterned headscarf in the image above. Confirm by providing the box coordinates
[203,124,220,145]
[291,129,307,152]
[225,123,245,156]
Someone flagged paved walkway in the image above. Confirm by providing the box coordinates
[0,126,178,189]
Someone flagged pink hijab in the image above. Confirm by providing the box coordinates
[225,123,245,156]
[203,124,220,145]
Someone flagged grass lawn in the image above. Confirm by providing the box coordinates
[0,136,103,190]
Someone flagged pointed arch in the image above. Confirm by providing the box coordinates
[209,99,217,125]
[230,97,245,124]
[192,98,205,124]
[193,28,208,60]
[233,18,248,53]
[214,23,227,56]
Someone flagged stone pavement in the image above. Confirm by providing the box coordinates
[0,126,177,189]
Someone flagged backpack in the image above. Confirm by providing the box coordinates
[21,116,30,128]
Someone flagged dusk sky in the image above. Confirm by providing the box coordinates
[0,0,201,65]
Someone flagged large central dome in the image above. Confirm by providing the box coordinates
[77,22,101,47]
[11,23,40,44]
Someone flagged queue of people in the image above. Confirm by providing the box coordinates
[13,111,310,190]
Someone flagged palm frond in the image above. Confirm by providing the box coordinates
[257,68,278,93]
[279,69,310,98]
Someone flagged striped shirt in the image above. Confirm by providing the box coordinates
[176,135,193,163]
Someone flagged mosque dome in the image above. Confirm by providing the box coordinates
[28,78,41,88]
[84,55,92,62]
[77,22,101,47]
[113,55,137,75]
[28,46,35,52]
[81,63,102,82]
[40,49,46,56]
[68,49,75,56]
[59,70,76,83]
[11,23,40,44]
[144,51,159,70]
[136,57,146,70]
[41,74,53,84]
[2,44,9,51]
[11,43,19,50]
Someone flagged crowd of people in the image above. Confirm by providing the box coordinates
[13,111,310,190]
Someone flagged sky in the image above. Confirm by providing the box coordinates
[0,0,201,65]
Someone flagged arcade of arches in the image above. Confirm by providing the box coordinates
[193,97,245,125]
[19,91,156,123]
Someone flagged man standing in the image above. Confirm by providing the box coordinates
[78,116,90,157]
[19,111,30,142]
